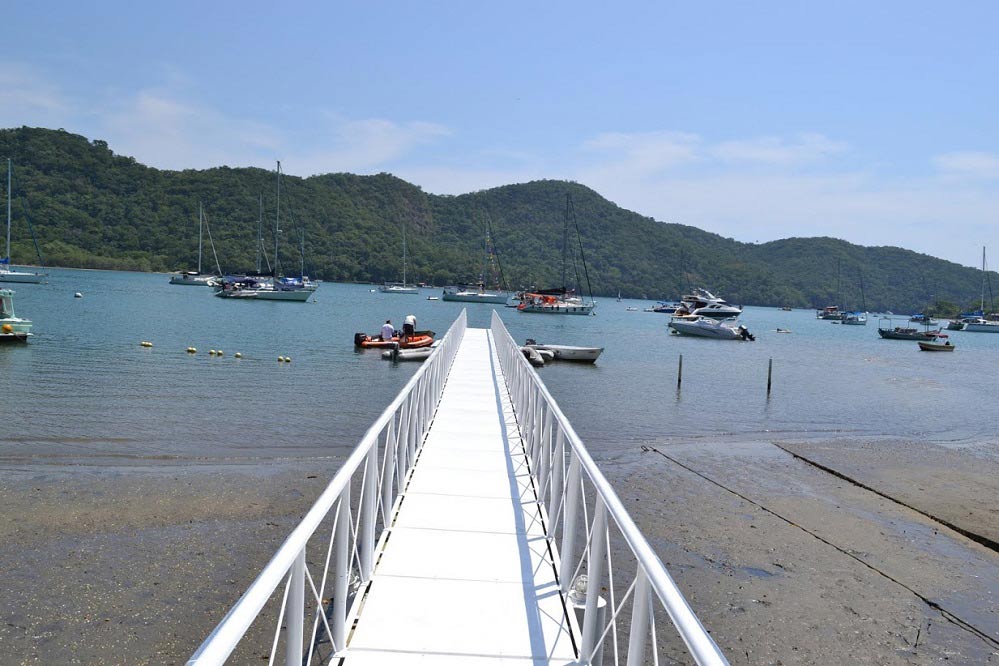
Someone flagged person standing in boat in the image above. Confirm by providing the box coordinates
[402,314,416,343]
[381,319,395,341]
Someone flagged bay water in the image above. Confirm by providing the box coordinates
[2,269,997,473]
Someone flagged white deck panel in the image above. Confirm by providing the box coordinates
[343,328,577,665]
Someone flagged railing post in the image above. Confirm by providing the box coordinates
[360,447,378,580]
[381,419,397,524]
[547,428,565,527]
[580,499,608,665]
[285,548,305,665]
[560,455,582,593]
[537,406,552,504]
[332,484,350,652]
[626,569,651,666]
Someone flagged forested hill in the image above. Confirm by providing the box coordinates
[1,126,993,313]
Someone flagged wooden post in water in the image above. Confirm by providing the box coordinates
[677,354,683,392]
[767,358,773,398]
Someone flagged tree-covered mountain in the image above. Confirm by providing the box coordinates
[1,126,994,314]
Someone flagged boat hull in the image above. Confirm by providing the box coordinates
[170,274,217,286]
[0,270,44,284]
[355,331,436,349]
[441,291,508,304]
[918,341,955,351]
[962,323,999,333]
[517,303,594,315]
[877,328,936,340]
[525,344,603,362]
[668,320,741,339]
[379,284,419,295]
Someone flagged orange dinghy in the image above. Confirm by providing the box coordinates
[353,330,435,349]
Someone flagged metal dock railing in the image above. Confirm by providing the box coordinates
[187,310,728,665]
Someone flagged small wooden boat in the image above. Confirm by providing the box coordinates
[354,330,435,349]
[918,333,955,351]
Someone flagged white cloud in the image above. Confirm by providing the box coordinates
[0,62,68,128]
[581,131,700,177]
[934,151,999,180]
[711,133,849,166]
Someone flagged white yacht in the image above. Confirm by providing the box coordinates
[679,288,743,319]
[170,203,218,286]
[668,315,754,340]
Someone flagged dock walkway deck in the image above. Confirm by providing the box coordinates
[344,327,577,664]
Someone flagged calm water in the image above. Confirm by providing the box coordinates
[3,269,998,471]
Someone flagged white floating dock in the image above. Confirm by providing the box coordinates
[343,328,578,664]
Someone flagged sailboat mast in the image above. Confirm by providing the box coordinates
[274,161,281,277]
[562,194,569,291]
[197,202,203,274]
[982,246,987,313]
[402,219,407,285]
[5,157,11,262]
[256,193,263,273]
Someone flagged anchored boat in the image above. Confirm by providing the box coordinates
[668,315,755,340]
[0,288,32,343]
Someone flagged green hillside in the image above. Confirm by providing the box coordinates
[1,126,993,314]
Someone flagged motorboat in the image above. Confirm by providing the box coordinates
[918,333,955,351]
[668,315,754,340]
[840,311,868,325]
[908,313,938,326]
[523,339,603,363]
[647,301,681,314]
[816,305,845,320]
[677,289,742,319]
[382,345,437,362]
[0,288,32,342]
[354,330,436,349]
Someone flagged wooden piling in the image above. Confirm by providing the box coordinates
[677,354,683,391]
[767,358,773,397]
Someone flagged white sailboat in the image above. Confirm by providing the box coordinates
[0,159,45,284]
[380,217,419,294]
[442,225,508,303]
[169,202,218,286]
[962,246,999,332]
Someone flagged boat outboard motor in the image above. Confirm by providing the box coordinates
[525,338,537,346]
[353,332,368,347]
[738,325,755,341]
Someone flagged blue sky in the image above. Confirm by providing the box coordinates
[5,1,999,266]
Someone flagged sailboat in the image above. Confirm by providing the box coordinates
[442,223,508,304]
[0,159,45,284]
[215,161,318,302]
[961,247,999,332]
[841,270,868,325]
[380,217,419,294]
[516,193,596,315]
[170,203,218,286]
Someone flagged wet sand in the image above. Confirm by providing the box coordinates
[2,437,998,664]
